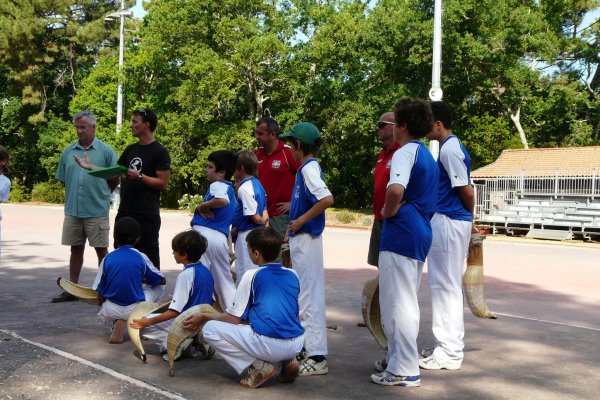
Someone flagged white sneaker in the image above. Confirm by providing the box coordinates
[418,354,461,370]
[298,358,328,376]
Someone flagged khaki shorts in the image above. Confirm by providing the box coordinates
[62,215,110,248]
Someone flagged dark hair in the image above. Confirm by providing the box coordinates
[172,230,207,262]
[430,101,453,129]
[290,137,323,156]
[256,117,279,135]
[393,97,433,139]
[246,227,282,262]
[208,150,237,180]
[132,108,158,132]
[236,150,258,177]
[114,217,140,247]
[0,145,9,162]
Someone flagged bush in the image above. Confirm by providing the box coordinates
[178,193,203,214]
[336,210,356,224]
[8,178,30,202]
[30,180,64,204]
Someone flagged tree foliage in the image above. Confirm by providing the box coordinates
[1,0,599,209]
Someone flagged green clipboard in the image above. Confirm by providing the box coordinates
[87,165,128,179]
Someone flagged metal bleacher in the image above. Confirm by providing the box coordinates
[476,198,600,241]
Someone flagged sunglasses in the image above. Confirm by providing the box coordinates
[137,108,148,119]
[376,121,395,129]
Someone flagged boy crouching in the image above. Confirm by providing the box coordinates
[93,217,166,343]
[183,227,304,388]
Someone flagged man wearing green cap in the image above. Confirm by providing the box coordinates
[279,122,334,376]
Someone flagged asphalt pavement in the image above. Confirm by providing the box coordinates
[0,203,598,400]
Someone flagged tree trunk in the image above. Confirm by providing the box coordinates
[509,107,529,149]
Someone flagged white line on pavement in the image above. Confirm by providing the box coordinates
[483,312,600,332]
[0,329,187,400]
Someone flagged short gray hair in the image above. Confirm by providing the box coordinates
[73,110,97,126]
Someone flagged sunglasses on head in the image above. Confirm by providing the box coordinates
[376,121,395,129]
[137,108,148,118]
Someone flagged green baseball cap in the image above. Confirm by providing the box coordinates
[279,122,321,145]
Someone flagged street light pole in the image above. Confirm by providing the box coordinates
[116,0,125,135]
[429,0,443,159]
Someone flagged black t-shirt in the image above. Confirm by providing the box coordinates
[118,141,171,214]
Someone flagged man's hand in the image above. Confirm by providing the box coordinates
[276,202,291,214]
[74,154,93,170]
[130,317,151,330]
[182,312,207,331]
[126,168,141,180]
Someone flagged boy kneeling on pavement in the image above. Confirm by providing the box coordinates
[183,227,304,388]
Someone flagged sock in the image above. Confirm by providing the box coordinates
[309,355,325,363]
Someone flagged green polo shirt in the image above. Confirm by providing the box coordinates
[55,137,118,218]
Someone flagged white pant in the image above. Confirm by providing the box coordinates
[379,251,423,377]
[203,321,304,374]
[143,284,165,303]
[193,226,236,310]
[234,230,258,284]
[427,213,471,362]
[98,300,139,325]
[140,313,172,352]
[289,233,327,357]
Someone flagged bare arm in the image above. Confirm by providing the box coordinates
[182,311,241,331]
[196,197,229,218]
[74,154,121,191]
[456,185,475,217]
[382,184,405,219]
[250,209,269,225]
[288,195,334,234]
[129,309,180,330]
[127,169,170,191]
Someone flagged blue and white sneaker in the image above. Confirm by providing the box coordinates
[370,371,421,387]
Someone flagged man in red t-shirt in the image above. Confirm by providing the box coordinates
[254,117,301,238]
[367,112,400,267]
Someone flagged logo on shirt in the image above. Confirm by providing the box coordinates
[271,160,281,169]
[129,157,142,172]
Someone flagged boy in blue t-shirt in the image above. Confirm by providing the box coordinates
[278,122,334,376]
[93,217,166,344]
[130,230,215,358]
[371,97,439,387]
[232,150,268,281]
[419,101,474,371]
[190,150,237,310]
[183,227,304,389]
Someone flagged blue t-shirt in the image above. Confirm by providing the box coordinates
[169,261,215,313]
[233,177,267,232]
[289,159,332,237]
[227,263,304,339]
[190,181,237,237]
[380,141,439,262]
[436,135,472,221]
[94,246,164,306]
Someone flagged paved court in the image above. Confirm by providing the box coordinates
[0,204,599,399]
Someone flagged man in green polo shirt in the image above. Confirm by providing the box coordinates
[52,110,119,303]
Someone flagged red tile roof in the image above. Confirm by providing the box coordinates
[472,147,600,178]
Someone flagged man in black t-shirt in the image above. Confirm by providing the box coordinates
[116,108,171,268]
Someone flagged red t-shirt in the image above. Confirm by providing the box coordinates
[254,142,301,216]
[373,142,401,221]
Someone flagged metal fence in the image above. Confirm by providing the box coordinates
[474,170,600,219]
